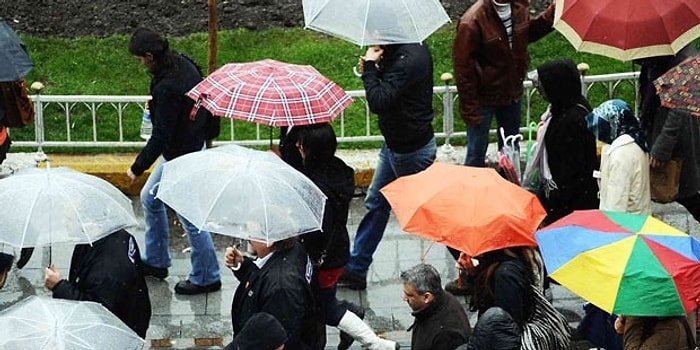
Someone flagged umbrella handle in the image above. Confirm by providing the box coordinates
[352,66,362,78]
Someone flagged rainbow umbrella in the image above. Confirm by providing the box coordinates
[535,210,700,316]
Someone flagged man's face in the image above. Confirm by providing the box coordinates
[403,283,430,312]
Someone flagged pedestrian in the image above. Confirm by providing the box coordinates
[0,90,10,165]
[587,99,651,214]
[337,42,436,291]
[224,237,319,350]
[530,58,599,225]
[291,123,398,350]
[614,315,696,350]
[126,27,221,295]
[400,263,471,350]
[223,312,287,350]
[0,252,12,289]
[43,229,152,338]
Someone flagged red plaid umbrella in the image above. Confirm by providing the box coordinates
[187,59,353,126]
[553,0,700,61]
[655,53,700,117]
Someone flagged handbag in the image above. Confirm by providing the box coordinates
[650,158,682,203]
[521,285,571,350]
[0,79,35,128]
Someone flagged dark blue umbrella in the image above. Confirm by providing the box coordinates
[0,21,33,82]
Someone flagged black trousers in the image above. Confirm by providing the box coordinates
[677,192,700,224]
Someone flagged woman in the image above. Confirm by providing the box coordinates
[615,315,696,350]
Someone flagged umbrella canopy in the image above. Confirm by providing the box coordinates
[186,59,352,127]
[655,53,700,117]
[156,144,327,244]
[536,210,700,316]
[0,167,138,248]
[303,0,450,46]
[553,0,700,61]
[380,163,546,257]
[0,296,145,349]
[0,21,33,82]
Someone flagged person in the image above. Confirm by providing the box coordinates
[43,229,152,338]
[225,237,318,350]
[0,96,9,165]
[0,253,12,289]
[531,58,599,225]
[400,263,471,350]
[291,123,398,350]
[337,42,437,291]
[587,99,651,215]
[126,28,221,295]
[223,312,287,350]
[615,315,696,350]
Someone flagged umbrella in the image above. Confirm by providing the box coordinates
[497,127,522,185]
[186,59,352,127]
[535,210,700,316]
[303,0,450,46]
[156,144,327,244]
[0,166,138,249]
[553,0,700,61]
[0,296,145,349]
[0,21,33,82]
[655,53,700,117]
[380,163,546,257]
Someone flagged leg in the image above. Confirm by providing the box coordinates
[178,215,221,286]
[141,159,171,269]
[465,106,495,167]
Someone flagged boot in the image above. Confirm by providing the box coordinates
[336,310,399,350]
[338,301,365,350]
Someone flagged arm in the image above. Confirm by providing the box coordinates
[528,1,555,42]
[493,262,527,324]
[599,151,634,212]
[433,331,470,350]
[361,47,412,115]
[650,108,683,163]
[453,20,482,126]
[50,265,122,312]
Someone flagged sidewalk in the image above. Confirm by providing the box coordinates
[1,147,698,349]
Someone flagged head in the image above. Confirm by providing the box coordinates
[400,263,442,313]
[295,123,337,169]
[0,253,14,289]
[128,28,176,75]
[228,312,287,350]
[536,58,583,111]
[586,99,640,144]
[247,236,296,259]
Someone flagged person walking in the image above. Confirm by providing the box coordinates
[125,28,221,295]
[337,43,436,291]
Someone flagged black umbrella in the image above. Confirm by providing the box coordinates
[0,21,33,82]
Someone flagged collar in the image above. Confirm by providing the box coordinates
[605,134,634,155]
[254,251,275,269]
[410,289,446,321]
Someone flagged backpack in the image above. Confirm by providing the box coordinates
[181,54,220,141]
[0,79,35,128]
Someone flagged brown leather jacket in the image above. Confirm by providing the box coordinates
[453,0,554,125]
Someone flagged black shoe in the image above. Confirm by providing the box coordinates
[174,280,221,295]
[445,278,472,296]
[338,301,365,350]
[141,263,168,279]
[336,270,367,290]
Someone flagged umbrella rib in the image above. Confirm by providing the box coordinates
[361,0,371,47]
[59,175,137,232]
[18,182,45,248]
[400,0,422,43]
[303,0,333,28]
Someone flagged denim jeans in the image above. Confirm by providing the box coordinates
[345,137,436,277]
[465,101,522,167]
[141,157,221,286]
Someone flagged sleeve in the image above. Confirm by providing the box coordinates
[528,1,555,42]
[599,151,634,212]
[433,331,470,350]
[493,262,527,324]
[452,20,482,125]
[467,307,521,350]
[52,268,122,313]
[259,278,309,349]
[650,109,683,162]
[361,54,412,115]
[232,258,256,281]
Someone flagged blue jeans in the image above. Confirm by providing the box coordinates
[465,101,522,167]
[141,157,221,286]
[345,137,436,277]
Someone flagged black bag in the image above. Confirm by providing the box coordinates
[0,79,34,128]
[181,54,220,141]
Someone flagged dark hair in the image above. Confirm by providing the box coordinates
[296,123,337,170]
[0,253,13,272]
[128,28,178,75]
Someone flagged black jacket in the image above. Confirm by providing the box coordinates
[299,156,355,269]
[462,307,521,350]
[409,290,472,350]
[231,243,317,350]
[130,54,206,175]
[52,230,151,338]
[362,43,435,154]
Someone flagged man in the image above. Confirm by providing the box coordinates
[401,263,471,350]
[338,42,436,291]
[126,28,221,295]
[225,238,318,350]
[44,229,152,338]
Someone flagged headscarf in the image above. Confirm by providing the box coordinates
[586,99,649,152]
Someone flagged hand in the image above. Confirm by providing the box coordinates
[364,46,383,62]
[614,315,626,335]
[44,264,62,290]
[225,246,244,269]
[356,56,365,75]
[126,168,138,184]
[649,156,665,169]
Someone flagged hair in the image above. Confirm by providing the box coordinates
[400,263,442,295]
[271,237,297,253]
[128,28,179,75]
[0,253,13,273]
[296,123,337,170]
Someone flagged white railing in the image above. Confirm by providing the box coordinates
[11,71,639,152]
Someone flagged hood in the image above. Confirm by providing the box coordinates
[229,312,287,350]
[537,59,585,115]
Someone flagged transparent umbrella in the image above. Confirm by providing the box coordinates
[0,166,138,249]
[0,296,145,350]
[156,144,327,244]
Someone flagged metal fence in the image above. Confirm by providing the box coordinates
[12,71,640,153]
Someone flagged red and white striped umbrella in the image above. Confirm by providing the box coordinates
[186,59,353,126]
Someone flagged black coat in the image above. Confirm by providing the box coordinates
[409,290,472,350]
[52,230,151,338]
[130,54,207,176]
[362,43,435,154]
[462,307,521,350]
[231,243,318,350]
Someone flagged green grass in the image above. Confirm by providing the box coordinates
[14,27,637,152]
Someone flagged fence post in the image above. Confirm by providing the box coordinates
[577,62,590,97]
[440,72,454,153]
[30,82,46,161]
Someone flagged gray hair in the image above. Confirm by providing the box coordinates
[400,263,442,294]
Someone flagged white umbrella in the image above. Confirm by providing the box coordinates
[156,144,327,244]
[0,296,145,350]
[0,166,138,249]
[303,0,450,46]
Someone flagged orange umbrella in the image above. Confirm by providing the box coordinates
[380,163,546,257]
